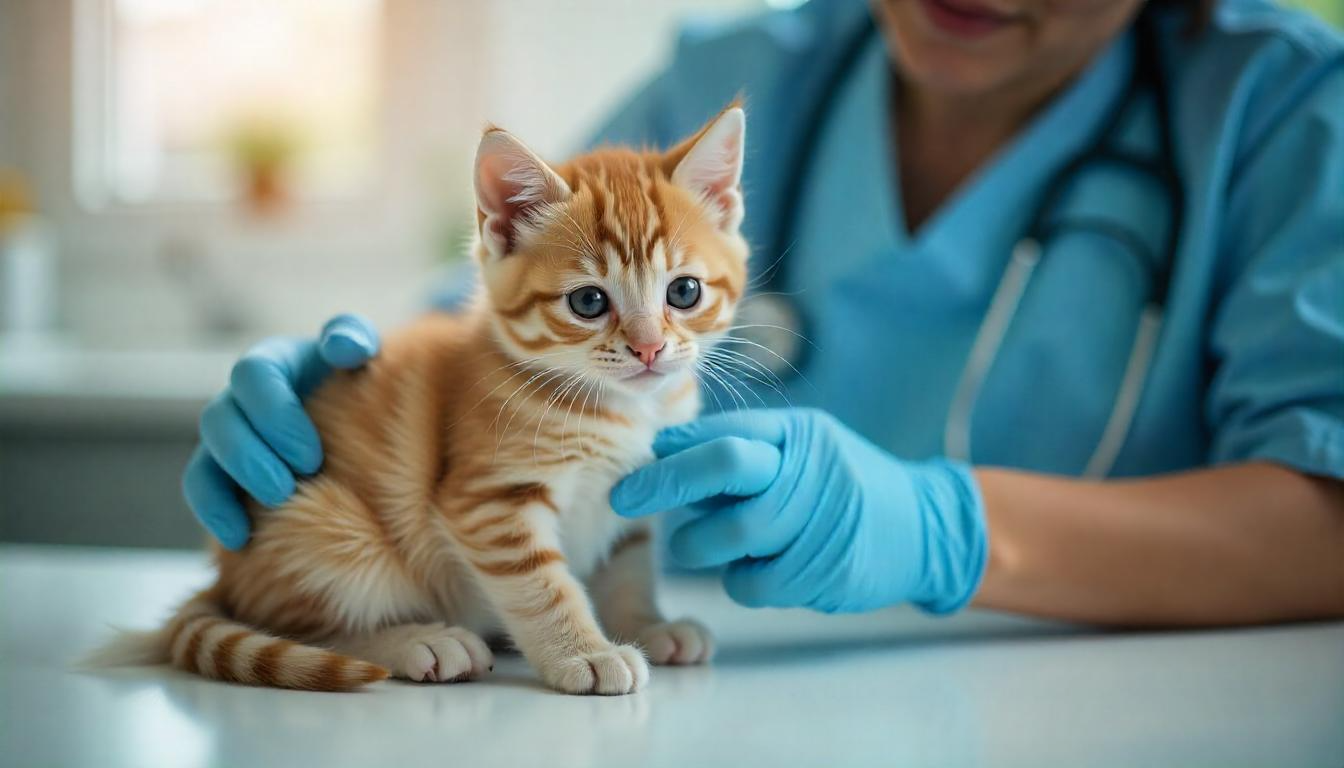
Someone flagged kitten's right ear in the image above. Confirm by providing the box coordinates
[663,104,746,233]
[474,128,572,259]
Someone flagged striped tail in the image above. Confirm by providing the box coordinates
[83,591,388,692]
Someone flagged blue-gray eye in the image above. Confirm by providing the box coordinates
[667,276,701,309]
[567,286,609,319]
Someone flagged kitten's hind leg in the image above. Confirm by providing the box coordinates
[331,623,494,683]
[590,524,714,666]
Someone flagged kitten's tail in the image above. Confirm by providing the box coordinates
[80,590,388,692]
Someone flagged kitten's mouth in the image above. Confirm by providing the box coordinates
[614,368,674,389]
[624,370,665,382]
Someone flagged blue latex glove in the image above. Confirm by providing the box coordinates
[610,408,988,614]
[182,314,380,550]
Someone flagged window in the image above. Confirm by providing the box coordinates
[77,0,383,208]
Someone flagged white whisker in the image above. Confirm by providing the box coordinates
[704,345,791,396]
[532,370,585,465]
[696,360,744,413]
[491,366,568,463]
[703,357,767,410]
[715,335,818,393]
[497,365,569,447]
[746,239,798,290]
[448,350,568,429]
[693,364,730,417]
[725,323,818,349]
[489,364,560,434]
[702,349,787,407]
[574,374,599,457]
[559,375,594,461]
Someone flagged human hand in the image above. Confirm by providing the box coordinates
[610,408,987,614]
[182,314,380,550]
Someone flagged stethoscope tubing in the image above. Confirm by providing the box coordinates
[943,239,1042,467]
[738,8,1181,478]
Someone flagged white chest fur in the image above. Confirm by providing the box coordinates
[546,417,654,579]
[545,378,693,579]
[550,467,638,580]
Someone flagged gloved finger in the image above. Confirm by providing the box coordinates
[668,495,804,569]
[318,313,380,370]
[199,393,297,508]
[182,445,251,551]
[610,436,782,518]
[687,495,737,515]
[229,340,324,475]
[653,409,788,457]
[656,499,732,548]
[721,557,794,609]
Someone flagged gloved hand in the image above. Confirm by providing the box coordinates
[182,314,380,550]
[610,408,988,614]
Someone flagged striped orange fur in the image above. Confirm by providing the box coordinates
[161,591,388,691]
[88,104,746,694]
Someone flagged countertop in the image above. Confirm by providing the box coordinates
[2,544,1341,767]
[0,336,234,429]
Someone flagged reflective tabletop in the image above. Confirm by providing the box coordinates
[2,545,1341,767]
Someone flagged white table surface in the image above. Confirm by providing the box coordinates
[2,544,1341,768]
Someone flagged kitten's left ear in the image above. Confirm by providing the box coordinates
[664,106,746,233]
[475,127,572,259]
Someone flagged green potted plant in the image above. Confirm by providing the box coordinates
[225,119,303,216]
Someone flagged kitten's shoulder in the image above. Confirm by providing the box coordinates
[378,312,482,366]
[307,311,484,423]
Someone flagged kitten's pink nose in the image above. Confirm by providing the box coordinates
[626,340,665,367]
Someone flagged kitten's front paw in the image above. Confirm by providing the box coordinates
[544,645,650,695]
[637,619,714,665]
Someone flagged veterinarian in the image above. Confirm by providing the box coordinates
[184,0,1344,625]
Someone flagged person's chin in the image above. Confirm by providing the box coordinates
[879,0,1028,94]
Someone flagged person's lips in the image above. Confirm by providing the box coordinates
[917,0,1019,39]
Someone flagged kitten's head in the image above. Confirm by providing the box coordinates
[472,104,748,397]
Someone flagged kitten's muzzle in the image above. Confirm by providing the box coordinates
[620,313,666,368]
[625,340,665,367]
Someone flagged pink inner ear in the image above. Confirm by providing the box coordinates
[476,138,564,257]
[488,216,517,254]
[719,129,741,173]
[697,163,743,230]
[671,108,745,231]
[705,132,740,209]
[707,181,738,219]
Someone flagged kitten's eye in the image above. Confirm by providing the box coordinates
[666,276,701,310]
[567,286,609,319]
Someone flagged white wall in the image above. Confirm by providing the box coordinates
[480,0,757,158]
[5,0,490,347]
[0,0,765,350]
[0,6,15,168]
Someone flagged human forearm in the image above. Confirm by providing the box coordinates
[972,462,1344,626]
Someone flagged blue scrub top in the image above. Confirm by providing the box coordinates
[586,0,1344,480]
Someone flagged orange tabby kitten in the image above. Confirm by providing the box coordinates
[89,105,749,695]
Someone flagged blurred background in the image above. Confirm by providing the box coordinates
[1,0,1341,549]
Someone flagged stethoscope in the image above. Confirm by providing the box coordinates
[737,9,1184,479]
